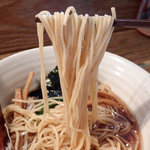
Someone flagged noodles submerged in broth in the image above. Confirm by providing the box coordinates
[4,82,141,150]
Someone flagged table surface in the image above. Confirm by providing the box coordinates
[0,0,150,72]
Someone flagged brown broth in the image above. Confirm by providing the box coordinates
[89,90,142,150]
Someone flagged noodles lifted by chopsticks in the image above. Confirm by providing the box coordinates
[36,6,116,150]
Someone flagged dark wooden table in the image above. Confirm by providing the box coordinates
[0,0,150,72]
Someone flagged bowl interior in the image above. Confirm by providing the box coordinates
[0,46,150,149]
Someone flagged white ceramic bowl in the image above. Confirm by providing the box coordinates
[0,46,150,149]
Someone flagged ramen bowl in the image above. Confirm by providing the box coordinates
[0,46,150,149]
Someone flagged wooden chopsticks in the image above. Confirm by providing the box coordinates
[113,19,150,28]
[35,17,150,28]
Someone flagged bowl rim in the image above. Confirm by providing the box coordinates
[0,46,149,75]
[0,46,150,150]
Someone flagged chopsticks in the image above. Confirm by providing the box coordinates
[35,17,150,28]
[113,19,150,28]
